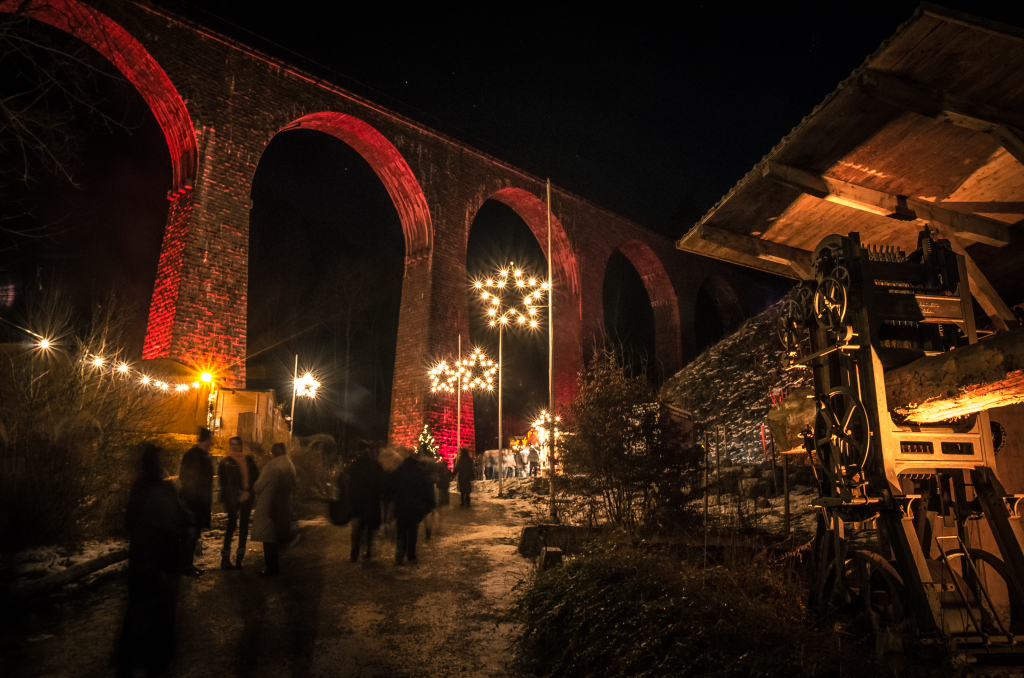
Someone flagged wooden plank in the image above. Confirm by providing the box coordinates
[859,69,1024,167]
[675,229,800,280]
[927,220,1018,332]
[763,161,1016,247]
[696,224,813,279]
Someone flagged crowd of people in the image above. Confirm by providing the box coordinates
[115,430,480,676]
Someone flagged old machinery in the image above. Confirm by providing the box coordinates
[783,228,1024,667]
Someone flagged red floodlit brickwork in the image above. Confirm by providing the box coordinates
[18,0,746,446]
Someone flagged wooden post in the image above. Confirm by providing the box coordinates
[703,431,709,571]
[769,422,778,498]
[716,426,722,509]
[783,445,791,537]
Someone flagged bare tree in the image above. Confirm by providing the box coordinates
[0,5,136,246]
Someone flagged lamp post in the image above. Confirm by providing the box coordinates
[475,263,547,497]
[290,354,320,439]
[428,344,496,463]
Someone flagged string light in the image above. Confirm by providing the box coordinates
[23,324,218,395]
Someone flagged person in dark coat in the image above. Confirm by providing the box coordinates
[343,440,384,562]
[177,427,213,576]
[217,436,259,570]
[384,450,435,565]
[115,444,187,678]
[453,448,475,507]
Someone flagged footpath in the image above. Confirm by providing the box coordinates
[3,489,528,678]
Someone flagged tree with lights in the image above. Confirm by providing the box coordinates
[417,424,439,460]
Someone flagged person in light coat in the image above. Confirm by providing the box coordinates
[251,442,296,577]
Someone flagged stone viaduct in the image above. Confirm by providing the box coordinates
[3,0,767,452]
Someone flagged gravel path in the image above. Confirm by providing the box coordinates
[4,490,530,678]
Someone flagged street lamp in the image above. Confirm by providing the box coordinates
[475,263,547,497]
[427,343,496,464]
[290,354,320,439]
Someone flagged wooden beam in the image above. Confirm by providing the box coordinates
[859,69,1024,167]
[926,221,1018,332]
[696,224,814,279]
[763,161,1016,247]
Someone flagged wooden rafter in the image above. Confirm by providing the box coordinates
[859,69,1024,168]
[762,161,1017,247]
[695,224,813,279]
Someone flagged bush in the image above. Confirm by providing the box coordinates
[0,291,171,561]
[561,350,703,530]
[509,542,903,678]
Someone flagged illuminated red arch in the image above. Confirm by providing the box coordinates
[276,112,432,256]
[0,0,197,191]
[478,187,579,296]
[610,239,682,373]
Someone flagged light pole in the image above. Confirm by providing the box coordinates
[428,344,496,463]
[546,179,557,521]
[290,354,320,439]
[475,263,547,497]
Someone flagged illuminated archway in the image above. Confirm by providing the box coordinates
[474,187,578,296]
[274,112,432,257]
[606,239,682,377]
[0,0,197,191]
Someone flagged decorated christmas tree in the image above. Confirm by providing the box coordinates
[417,423,440,459]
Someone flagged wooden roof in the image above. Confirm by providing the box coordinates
[677,4,1024,330]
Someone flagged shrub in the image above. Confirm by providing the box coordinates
[561,350,703,530]
[0,291,171,561]
[509,543,902,678]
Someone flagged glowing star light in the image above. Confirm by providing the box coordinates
[474,263,548,330]
[295,372,320,398]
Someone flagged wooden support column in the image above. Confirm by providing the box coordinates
[926,221,1018,331]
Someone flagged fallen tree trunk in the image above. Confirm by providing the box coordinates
[9,549,128,601]
[886,326,1024,423]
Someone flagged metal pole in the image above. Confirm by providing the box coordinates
[547,179,556,520]
[498,324,504,498]
[783,446,791,537]
[290,354,298,440]
[457,334,461,457]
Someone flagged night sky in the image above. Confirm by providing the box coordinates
[3,0,1024,446]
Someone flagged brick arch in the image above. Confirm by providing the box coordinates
[0,0,197,191]
[697,274,746,335]
[609,239,683,376]
[274,112,432,257]
[475,187,579,296]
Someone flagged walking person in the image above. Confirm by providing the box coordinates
[217,436,259,570]
[177,427,213,576]
[116,444,187,678]
[385,448,435,565]
[527,447,540,477]
[453,447,474,507]
[343,440,384,562]
[251,442,296,577]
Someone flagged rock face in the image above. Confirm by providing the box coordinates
[885,326,1024,423]
[766,388,815,453]
[662,296,808,463]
